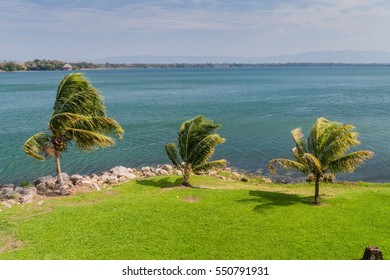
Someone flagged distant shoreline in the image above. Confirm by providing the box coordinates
[2,59,390,72]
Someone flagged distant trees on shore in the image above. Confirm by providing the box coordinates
[3,59,390,72]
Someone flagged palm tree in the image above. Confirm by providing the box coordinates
[268,117,373,204]
[23,73,124,192]
[165,115,227,186]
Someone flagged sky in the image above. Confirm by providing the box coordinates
[1,0,390,61]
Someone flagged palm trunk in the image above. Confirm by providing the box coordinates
[314,178,320,205]
[182,163,191,187]
[54,150,65,187]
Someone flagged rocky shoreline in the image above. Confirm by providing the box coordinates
[0,164,178,209]
[0,165,258,210]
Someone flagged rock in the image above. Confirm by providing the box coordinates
[1,187,16,198]
[60,187,69,196]
[35,182,46,190]
[20,194,34,204]
[70,174,84,184]
[0,183,15,190]
[100,173,111,183]
[34,175,56,189]
[143,171,154,178]
[37,200,44,206]
[76,179,93,187]
[361,246,384,260]
[25,187,37,195]
[15,186,26,195]
[141,166,151,173]
[91,183,101,191]
[117,176,128,183]
[107,176,119,185]
[125,173,137,180]
[161,164,173,172]
[110,166,129,177]
[155,168,169,176]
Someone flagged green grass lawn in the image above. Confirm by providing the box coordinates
[0,175,389,260]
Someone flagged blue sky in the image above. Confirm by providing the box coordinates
[1,0,390,61]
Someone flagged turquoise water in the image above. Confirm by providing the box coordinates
[1,67,389,183]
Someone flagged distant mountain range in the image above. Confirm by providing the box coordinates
[91,50,390,64]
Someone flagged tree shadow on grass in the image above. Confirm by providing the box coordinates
[136,177,184,189]
[238,190,313,212]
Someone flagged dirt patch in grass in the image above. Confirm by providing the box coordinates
[0,235,23,253]
[183,196,201,202]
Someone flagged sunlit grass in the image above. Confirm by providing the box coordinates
[0,175,389,259]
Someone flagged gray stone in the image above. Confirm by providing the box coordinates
[15,186,26,194]
[70,174,84,183]
[161,164,173,172]
[0,183,15,189]
[118,176,128,183]
[20,194,34,204]
[35,182,46,191]
[125,173,137,180]
[1,187,16,198]
[91,183,101,191]
[141,166,151,173]
[100,173,111,183]
[107,176,118,185]
[110,166,129,177]
[34,175,56,189]
[155,168,169,176]
[76,179,93,187]
[60,187,69,196]
[25,187,37,195]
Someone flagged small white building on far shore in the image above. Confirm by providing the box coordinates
[62,63,73,71]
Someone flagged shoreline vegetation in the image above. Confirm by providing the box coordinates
[3,59,390,72]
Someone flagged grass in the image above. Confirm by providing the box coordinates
[0,175,389,260]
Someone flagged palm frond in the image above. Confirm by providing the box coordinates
[291,128,306,157]
[165,143,183,170]
[22,132,50,160]
[188,134,225,166]
[328,150,374,174]
[268,158,307,174]
[193,159,227,173]
[318,123,359,161]
[303,153,324,176]
[67,128,116,150]
[54,73,105,117]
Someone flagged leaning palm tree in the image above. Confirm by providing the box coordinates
[165,115,227,186]
[268,117,373,204]
[23,73,124,192]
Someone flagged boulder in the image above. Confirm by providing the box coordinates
[70,174,84,184]
[155,168,169,176]
[362,246,384,260]
[161,164,173,173]
[20,194,34,204]
[141,166,151,173]
[110,166,129,177]
[91,183,101,191]
[25,187,37,196]
[15,186,26,195]
[76,179,93,187]
[0,183,15,190]
[34,175,56,189]
[118,176,128,183]
[107,176,119,185]
[1,187,16,198]
[125,173,137,180]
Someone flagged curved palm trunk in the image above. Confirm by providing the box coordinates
[314,178,320,205]
[182,163,191,187]
[54,150,65,187]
